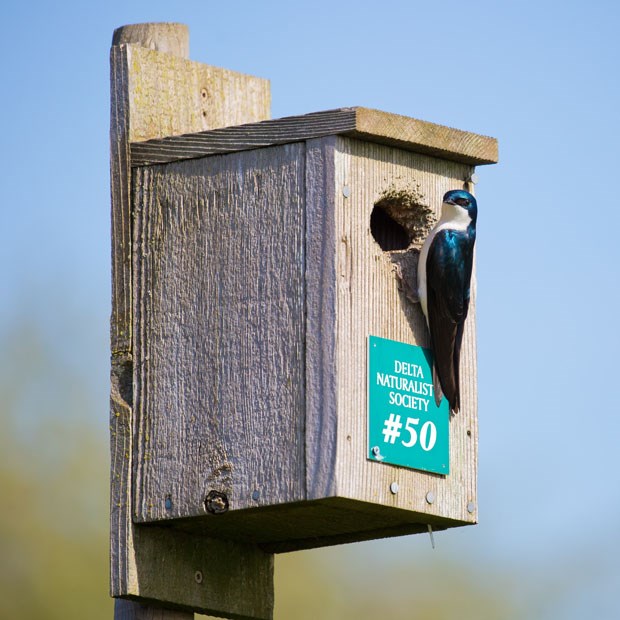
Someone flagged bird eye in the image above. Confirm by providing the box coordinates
[455,198,470,207]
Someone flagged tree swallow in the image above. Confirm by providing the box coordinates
[417,189,477,414]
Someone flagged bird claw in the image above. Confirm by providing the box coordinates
[392,253,420,303]
[392,264,406,293]
[392,262,404,282]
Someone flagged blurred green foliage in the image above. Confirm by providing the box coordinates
[0,319,112,619]
[1,320,520,619]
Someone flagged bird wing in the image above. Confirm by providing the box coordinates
[426,230,473,413]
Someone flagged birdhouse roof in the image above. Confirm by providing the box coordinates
[130,107,498,167]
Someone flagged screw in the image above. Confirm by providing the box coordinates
[251,489,260,501]
[371,446,385,461]
[390,482,399,494]
[204,490,229,515]
[164,496,172,510]
[343,185,351,198]
[426,491,435,504]
[467,502,476,514]
[194,570,203,584]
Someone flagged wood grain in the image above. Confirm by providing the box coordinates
[133,144,307,524]
[112,23,190,58]
[115,600,192,620]
[332,137,478,524]
[304,137,338,500]
[125,45,270,144]
[110,43,133,355]
[110,22,274,619]
[113,526,273,618]
[111,34,270,355]
[130,108,498,167]
[128,527,273,619]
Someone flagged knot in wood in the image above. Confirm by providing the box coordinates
[204,490,229,515]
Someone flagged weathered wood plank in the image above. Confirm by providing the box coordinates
[110,22,274,619]
[127,527,273,619]
[354,107,497,167]
[130,108,498,167]
[113,525,274,619]
[133,144,307,524]
[110,43,133,354]
[158,496,457,553]
[112,23,190,58]
[332,137,478,524]
[124,45,270,144]
[111,27,270,354]
[304,137,338,500]
[115,599,193,620]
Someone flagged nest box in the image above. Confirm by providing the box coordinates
[127,107,497,553]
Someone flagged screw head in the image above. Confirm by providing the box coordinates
[164,496,173,510]
[251,489,260,501]
[467,502,476,514]
[194,570,203,584]
[343,185,351,198]
[390,482,399,494]
[426,491,435,504]
[204,490,229,515]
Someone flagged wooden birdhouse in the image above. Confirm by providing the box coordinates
[128,107,497,548]
[109,23,497,620]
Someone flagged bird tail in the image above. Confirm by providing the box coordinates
[434,361,460,414]
[432,364,443,409]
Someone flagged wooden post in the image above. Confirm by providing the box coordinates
[110,22,273,620]
[114,600,193,620]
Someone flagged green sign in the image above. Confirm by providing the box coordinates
[367,335,449,475]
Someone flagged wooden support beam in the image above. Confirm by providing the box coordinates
[114,600,193,620]
[110,22,273,620]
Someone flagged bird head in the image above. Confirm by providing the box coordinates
[442,189,477,225]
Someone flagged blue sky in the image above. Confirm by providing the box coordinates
[2,1,619,617]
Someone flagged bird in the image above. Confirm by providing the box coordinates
[417,189,477,414]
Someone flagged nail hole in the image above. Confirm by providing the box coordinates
[201,88,207,98]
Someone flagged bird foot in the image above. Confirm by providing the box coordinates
[392,262,420,304]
